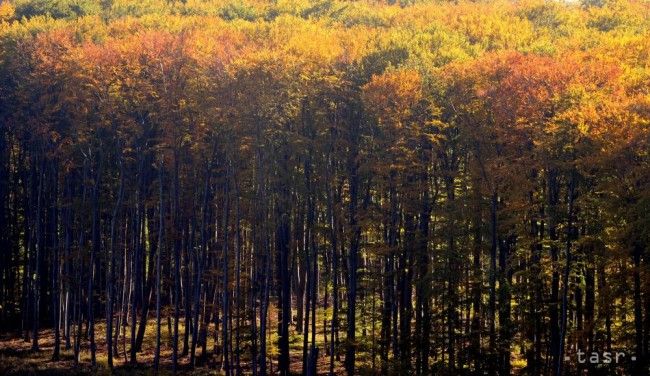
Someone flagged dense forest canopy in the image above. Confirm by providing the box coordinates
[0,0,649,374]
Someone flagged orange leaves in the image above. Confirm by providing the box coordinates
[361,69,427,179]
[436,46,645,197]
[480,52,573,129]
[362,69,422,129]
[2,0,646,193]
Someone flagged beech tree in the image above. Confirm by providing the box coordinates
[0,1,649,375]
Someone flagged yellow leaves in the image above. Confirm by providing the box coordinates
[1,0,647,181]
[0,1,14,23]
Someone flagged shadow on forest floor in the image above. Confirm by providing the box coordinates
[0,316,354,375]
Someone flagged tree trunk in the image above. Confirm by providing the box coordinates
[345,108,361,376]
[154,160,164,372]
[222,168,232,375]
[88,157,102,366]
[488,191,497,375]
[107,157,124,368]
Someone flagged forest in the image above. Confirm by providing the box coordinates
[0,0,649,375]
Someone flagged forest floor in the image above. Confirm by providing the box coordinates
[0,305,527,375]
[0,318,531,375]
[0,313,358,375]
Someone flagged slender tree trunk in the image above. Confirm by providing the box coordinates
[135,212,158,352]
[172,154,181,372]
[51,162,60,361]
[399,211,415,372]
[445,172,457,374]
[470,187,482,373]
[154,160,164,372]
[555,172,575,376]
[416,170,434,376]
[488,191,497,375]
[131,154,145,364]
[633,242,644,372]
[107,157,124,368]
[88,157,102,367]
[222,167,232,375]
[277,151,291,376]
[191,164,211,367]
[548,169,561,374]
[63,177,73,351]
[31,153,44,352]
[234,189,242,376]
[498,234,512,375]
[326,154,339,376]
[302,203,312,376]
[345,108,361,376]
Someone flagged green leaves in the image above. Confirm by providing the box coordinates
[13,0,101,20]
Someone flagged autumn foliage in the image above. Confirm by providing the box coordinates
[0,0,649,375]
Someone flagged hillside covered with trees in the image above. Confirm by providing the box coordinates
[0,0,649,374]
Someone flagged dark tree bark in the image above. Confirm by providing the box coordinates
[50,161,60,361]
[556,172,575,376]
[470,185,482,373]
[326,147,340,376]
[488,191,498,375]
[345,107,362,376]
[88,156,103,367]
[31,152,45,352]
[106,156,124,369]
[221,165,232,375]
[498,234,513,375]
[154,160,164,373]
[633,242,644,372]
[548,169,561,375]
[277,209,291,375]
